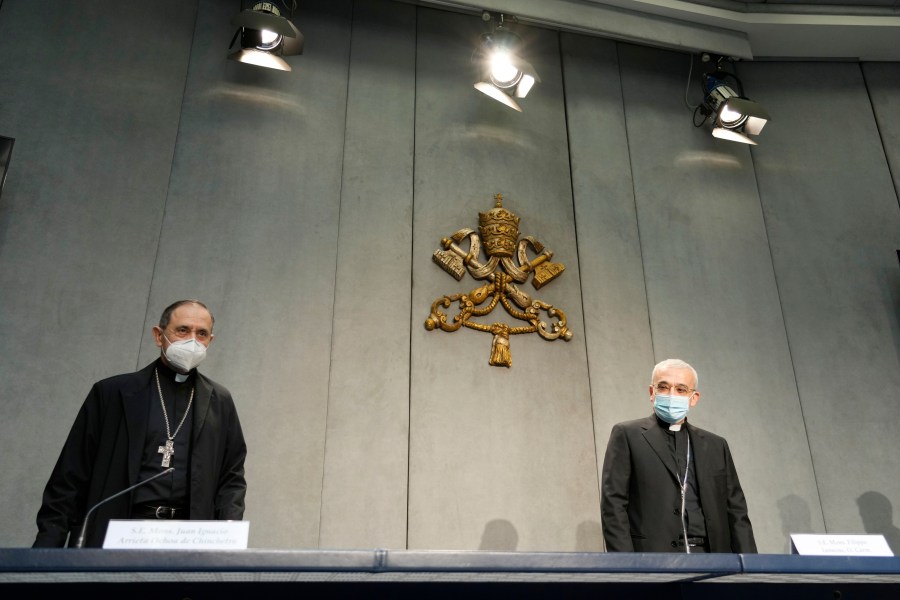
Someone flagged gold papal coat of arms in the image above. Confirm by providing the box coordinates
[424,194,573,367]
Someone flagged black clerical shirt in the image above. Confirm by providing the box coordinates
[659,417,707,538]
[132,359,193,507]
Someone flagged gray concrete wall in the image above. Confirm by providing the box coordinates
[0,0,898,553]
[319,0,416,549]
[741,60,900,550]
[0,0,199,546]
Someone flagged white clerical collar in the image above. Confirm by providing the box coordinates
[158,357,192,383]
[668,422,683,431]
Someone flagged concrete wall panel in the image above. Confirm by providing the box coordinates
[560,37,656,547]
[319,0,416,549]
[741,61,900,542]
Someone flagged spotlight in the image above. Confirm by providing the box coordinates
[693,55,769,145]
[227,1,303,72]
[473,13,540,112]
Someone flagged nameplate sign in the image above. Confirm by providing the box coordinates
[790,533,893,557]
[103,520,249,550]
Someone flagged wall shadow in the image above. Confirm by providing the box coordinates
[777,494,813,554]
[479,519,518,551]
[857,491,900,554]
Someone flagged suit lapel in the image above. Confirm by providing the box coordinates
[122,363,156,483]
[640,416,681,484]
[192,373,213,442]
[685,423,708,479]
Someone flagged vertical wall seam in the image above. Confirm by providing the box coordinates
[318,0,356,549]
[139,0,201,370]
[604,42,653,553]
[557,32,602,530]
[860,62,900,212]
[622,48,655,363]
[406,4,419,552]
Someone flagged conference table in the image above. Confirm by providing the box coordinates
[2,547,900,599]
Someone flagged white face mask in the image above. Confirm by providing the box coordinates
[163,335,207,372]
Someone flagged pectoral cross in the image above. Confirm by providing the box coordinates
[158,439,175,468]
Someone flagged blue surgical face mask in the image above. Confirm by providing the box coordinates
[653,394,691,424]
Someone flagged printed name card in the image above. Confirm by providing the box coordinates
[790,533,893,557]
[103,520,249,550]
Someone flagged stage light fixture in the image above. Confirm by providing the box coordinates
[227,1,303,72]
[693,55,769,145]
[473,13,540,112]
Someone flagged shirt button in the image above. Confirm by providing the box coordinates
[673,509,679,515]
[671,541,677,548]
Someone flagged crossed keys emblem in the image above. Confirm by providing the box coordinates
[424,194,573,367]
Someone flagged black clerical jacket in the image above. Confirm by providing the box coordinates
[34,361,247,548]
[600,415,756,553]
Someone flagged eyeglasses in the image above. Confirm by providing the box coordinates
[654,382,695,396]
[166,325,212,343]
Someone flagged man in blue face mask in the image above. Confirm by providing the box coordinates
[600,358,756,554]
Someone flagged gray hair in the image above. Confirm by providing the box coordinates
[651,358,699,388]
